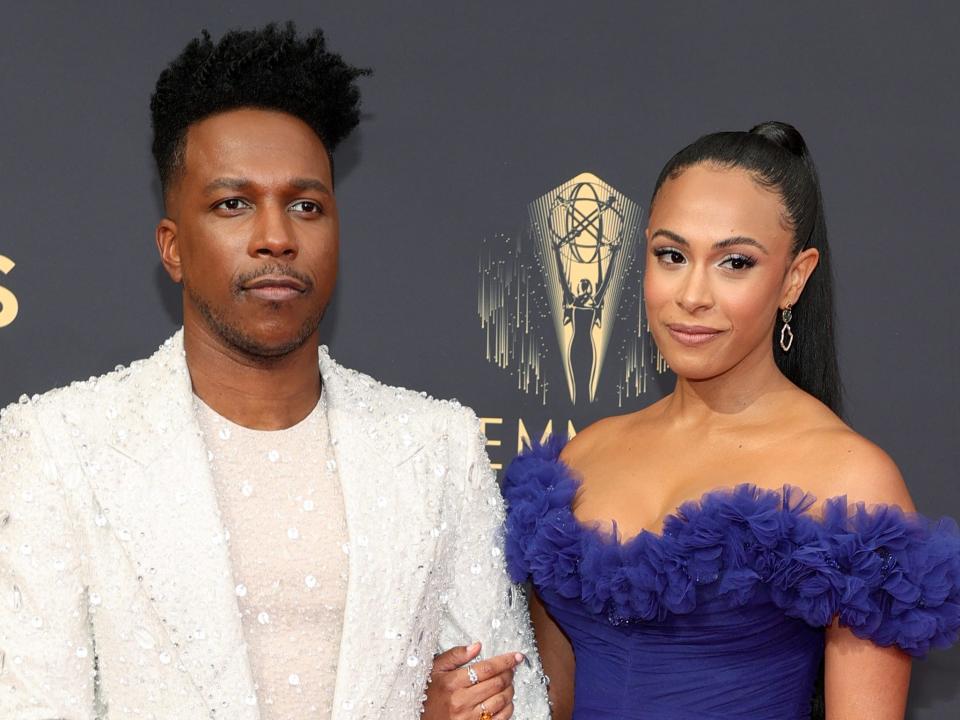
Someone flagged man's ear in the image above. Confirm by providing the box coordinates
[781,247,820,308]
[156,218,183,283]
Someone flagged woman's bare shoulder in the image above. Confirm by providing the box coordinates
[795,411,913,510]
[560,399,668,469]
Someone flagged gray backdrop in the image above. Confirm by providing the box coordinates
[0,2,957,716]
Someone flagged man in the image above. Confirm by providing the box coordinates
[0,23,548,719]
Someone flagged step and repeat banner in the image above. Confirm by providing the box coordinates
[1,3,957,715]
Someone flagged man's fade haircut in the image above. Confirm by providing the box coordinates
[150,22,370,193]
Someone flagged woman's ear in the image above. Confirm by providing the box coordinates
[781,247,820,307]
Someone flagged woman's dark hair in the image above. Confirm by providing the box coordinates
[150,22,370,194]
[650,121,843,416]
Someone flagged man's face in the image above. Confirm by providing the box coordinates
[157,108,338,358]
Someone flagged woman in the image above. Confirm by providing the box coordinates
[502,122,960,719]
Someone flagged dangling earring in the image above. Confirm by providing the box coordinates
[779,304,794,352]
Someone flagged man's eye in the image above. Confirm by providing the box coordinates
[290,200,322,214]
[215,198,250,211]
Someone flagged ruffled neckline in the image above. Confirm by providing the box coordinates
[535,439,841,549]
[502,436,960,657]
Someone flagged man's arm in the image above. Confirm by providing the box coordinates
[0,400,96,718]
[435,409,550,719]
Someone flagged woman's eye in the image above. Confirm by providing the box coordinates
[654,248,686,265]
[719,254,757,271]
[290,200,322,214]
[215,198,250,211]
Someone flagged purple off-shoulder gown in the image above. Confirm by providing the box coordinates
[502,437,960,720]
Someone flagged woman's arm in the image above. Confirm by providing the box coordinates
[823,433,916,719]
[530,589,576,719]
[824,621,911,720]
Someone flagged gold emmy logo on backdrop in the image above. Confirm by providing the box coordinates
[478,172,667,407]
[0,254,18,329]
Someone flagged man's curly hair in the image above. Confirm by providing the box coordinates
[150,22,370,192]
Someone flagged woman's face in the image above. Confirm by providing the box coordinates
[643,163,816,382]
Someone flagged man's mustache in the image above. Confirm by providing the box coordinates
[232,265,314,295]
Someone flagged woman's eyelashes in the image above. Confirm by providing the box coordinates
[719,253,758,271]
[652,247,758,271]
[653,247,686,265]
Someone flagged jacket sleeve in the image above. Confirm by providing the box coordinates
[0,400,96,718]
[437,408,550,719]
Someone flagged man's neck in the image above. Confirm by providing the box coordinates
[183,322,322,431]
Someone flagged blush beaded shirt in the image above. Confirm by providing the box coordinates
[196,390,348,720]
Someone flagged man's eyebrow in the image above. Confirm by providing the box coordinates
[203,177,250,194]
[201,177,332,195]
[290,177,331,194]
[650,229,769,255]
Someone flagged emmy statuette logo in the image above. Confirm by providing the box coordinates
[0,254,18,329]
[478,172,666,407]
[476,173,670,472]
[531,175,637,404]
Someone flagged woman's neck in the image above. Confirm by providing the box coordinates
[662,345,795,429]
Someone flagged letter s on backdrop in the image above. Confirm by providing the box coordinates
[0,255,19,328]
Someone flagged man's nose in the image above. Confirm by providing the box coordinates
[249,205,298,259]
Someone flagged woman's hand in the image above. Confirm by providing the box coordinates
[421,642,523,720]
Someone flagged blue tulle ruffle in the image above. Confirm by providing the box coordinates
[502,437,960,658]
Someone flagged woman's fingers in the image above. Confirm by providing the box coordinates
[433,642,483,674]
[460,669,516,715]
[478,685,516,720]
[440,650,524,719]
[424,645,525,720]
[461,651,523,687]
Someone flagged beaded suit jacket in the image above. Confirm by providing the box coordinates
[0,331,549,719]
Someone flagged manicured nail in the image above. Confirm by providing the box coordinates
[468,641,481,652]
[514,652,525,663]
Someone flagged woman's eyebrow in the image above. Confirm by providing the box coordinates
[650,229,769,255]
[713,236,769,255]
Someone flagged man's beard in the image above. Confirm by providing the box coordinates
[187,285,324,361]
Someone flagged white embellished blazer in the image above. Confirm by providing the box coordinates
[0,331,549,719]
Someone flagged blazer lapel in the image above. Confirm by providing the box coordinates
[68,332,257,717]
[320,350,444,718]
